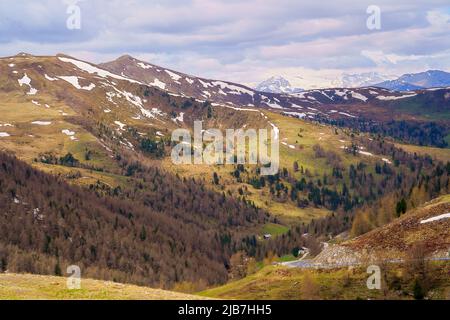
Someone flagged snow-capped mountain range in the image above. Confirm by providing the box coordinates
[98,55,449,123]
[256,72,393,94]
[375,70,450,91]
[340,72,393,88]
[255,70,450,94]
[0,52,448,148]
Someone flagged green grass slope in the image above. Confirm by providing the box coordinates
[199,262,450,300]
[0,273,208,300]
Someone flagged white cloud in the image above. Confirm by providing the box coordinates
[0,0,448,88]
[426,10,450,29]
[361,50,426,65]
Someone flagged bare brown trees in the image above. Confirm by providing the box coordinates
[0,151,267,288]
[229,251,249,280]
[405,243,433,299]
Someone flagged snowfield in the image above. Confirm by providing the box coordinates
[61,129,75,136]
[420,213,450,224]
[62,129,77,140]
[334,90,347,97]
[172,112,184,123]
[358,150,373,156]
[376,93,417,100]
[283,111,306,119]
[58,57,142,85]
[108,85,165,119]
[265,101,284,109]
[211,81,255,96]
[44,74,57,81]
[18,73,38,95]
[31,121,52,126]
[198,79,212,88]
[137,62,152,69]
[339,112,357,118]
[149,78,166,90]
[350,92,368,102]
[59,76,96,91]
[281,142,296,149]
[114,121,126,131]
[165,70,182,81]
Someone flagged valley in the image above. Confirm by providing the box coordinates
[0,52,449,300]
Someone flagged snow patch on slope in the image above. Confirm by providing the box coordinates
[211,81,254,96]
[44,74,57,81]
[172,112,184,123]
[165,70,182,81]
[149,78,166,90]
[59,76,96,91]
[62,129,78,141]
[420,213,450,224]
[18,73,38,95]
[114,121,126,131]
[138,62,153,69]
[58,57,142,85]
[350,92,368,102]
[376,93,417,100]
[31,121,52,126]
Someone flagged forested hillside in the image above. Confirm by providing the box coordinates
[257,138,450,259]
[0,151,267,288]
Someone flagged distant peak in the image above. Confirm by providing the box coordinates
[268,75,287,80]
[117,54,137,62]
[15,52,33,57]
[375,69,450,91]
[56,53,76,59]
[256,76,303,94]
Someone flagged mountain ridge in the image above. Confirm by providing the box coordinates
[100,54,450,124]
[340,72,392,88]
[375,70,450,91]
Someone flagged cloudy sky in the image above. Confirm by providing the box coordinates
[0,0,449,88]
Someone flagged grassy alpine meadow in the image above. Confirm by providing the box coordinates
[199,262,450,300]
[394,142,450,163]
[0,274,209,300]
[161,110,389,225]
